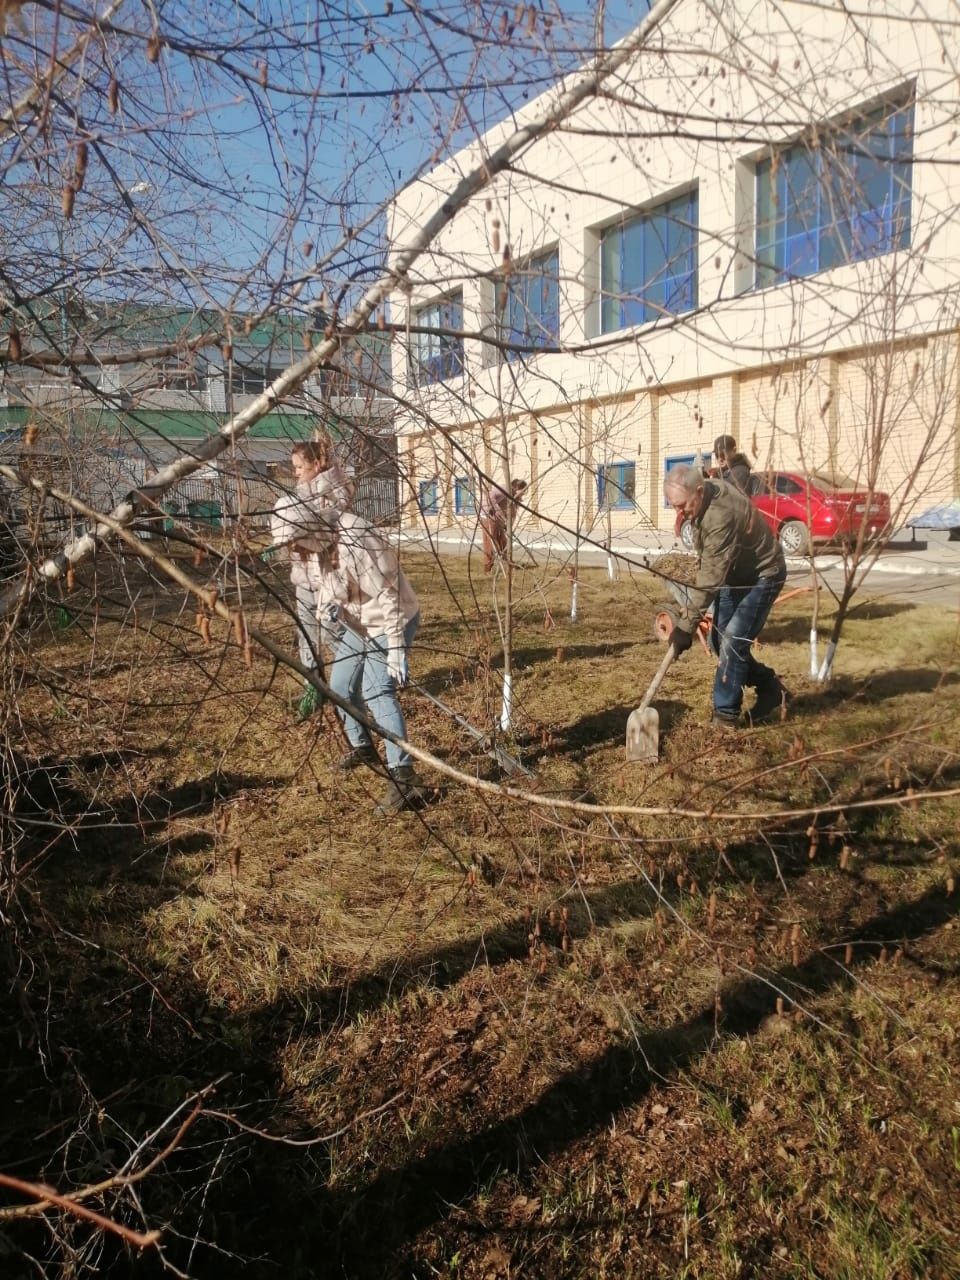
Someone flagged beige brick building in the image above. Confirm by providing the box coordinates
[388,0,960,552]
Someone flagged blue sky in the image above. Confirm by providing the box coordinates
[178,2,652,298]
[9,2,650,313]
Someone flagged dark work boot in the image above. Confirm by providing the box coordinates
[375,764,428,816]
[337,742,379,772]
[750,677,790,725]
[712,711,740,732]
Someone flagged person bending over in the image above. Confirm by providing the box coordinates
[479,478,527,573]
[663,462,788,729]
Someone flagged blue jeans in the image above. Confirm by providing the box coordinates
[710,576,784,718]
[295,582,320,671]
[329,613,420,770]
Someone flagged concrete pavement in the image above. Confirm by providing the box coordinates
[399,523,960,581]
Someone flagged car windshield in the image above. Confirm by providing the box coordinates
[806,469,864,493]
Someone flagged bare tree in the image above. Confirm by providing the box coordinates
[2,1,960,1273]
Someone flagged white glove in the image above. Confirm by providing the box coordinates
[387,646,409,688]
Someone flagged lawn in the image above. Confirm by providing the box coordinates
[2,547,959,1278]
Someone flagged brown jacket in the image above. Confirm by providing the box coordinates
[677,480,785,632]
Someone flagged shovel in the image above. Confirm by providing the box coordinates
[625,647,676,764]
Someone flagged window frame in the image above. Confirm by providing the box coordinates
[599,188,699,335]
[754,93,914,289]
[410,290,465,386]
[662,451,711,507]
[156,360,202,392]
[232,363,287,396]
[418,477,440,515]
[497,247,560,360]
[453,475,476,516]
[596,460,637,511]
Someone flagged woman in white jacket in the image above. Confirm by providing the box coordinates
[316,511,427,815]
[269,438,352,720]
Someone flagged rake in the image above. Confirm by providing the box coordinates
[338,621,533,779]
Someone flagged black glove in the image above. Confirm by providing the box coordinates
[668,626,694,657]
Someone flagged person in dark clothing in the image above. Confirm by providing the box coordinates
[713,434,752,493]
[664,462,789,729]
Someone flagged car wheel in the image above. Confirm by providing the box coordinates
[779,519,811,555]
[679,519,695,552]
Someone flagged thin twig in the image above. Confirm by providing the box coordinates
[0,1173,160,1248]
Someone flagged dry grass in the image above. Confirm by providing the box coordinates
[3,548,960,1278]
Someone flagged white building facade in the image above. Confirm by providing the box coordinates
[387,0,960,550]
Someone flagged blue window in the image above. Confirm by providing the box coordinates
[418,478,439,514]
[663,451,710,506]
[597,461,636,510]
[756,97,913,288]
[411,290,464,385]
[600,189,698,333]
[454,476,476,516]
[500,248,560,358]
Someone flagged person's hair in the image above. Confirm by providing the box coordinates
[292,437,332,470]
[663,462,703,501]
[713,434,737,459]
[511,478,528,493]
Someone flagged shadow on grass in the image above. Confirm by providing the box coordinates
[17,762,290,887]
[274,871,674,1027]
[530,702,636,756]
[248,833,812,1039]
[535,655,960,756]
[509,640,639,667]
[5,814,946,1276]
[760,600,915,645]
[414,641,640,699]
[792,668,960,716]
[548,698,695,756]
[322,883,959,1277]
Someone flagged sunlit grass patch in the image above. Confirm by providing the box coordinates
[10,552,960,1278]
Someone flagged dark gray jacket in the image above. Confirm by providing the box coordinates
[677,480,785,632]
[721,452,752,493]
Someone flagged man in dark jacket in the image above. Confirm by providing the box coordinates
[664,463,788,728]
[713,434,752,493]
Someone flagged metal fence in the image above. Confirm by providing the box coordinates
[161,475,246,527]
[354,473,399,525]
[156,471,399,532]
[2,453,399,543]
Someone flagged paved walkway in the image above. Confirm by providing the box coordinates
[399,524,960,579]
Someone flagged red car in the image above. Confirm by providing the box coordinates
[679,470,891,554]
[748,470,891,554]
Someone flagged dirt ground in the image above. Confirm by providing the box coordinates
[3,547,959,1278]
